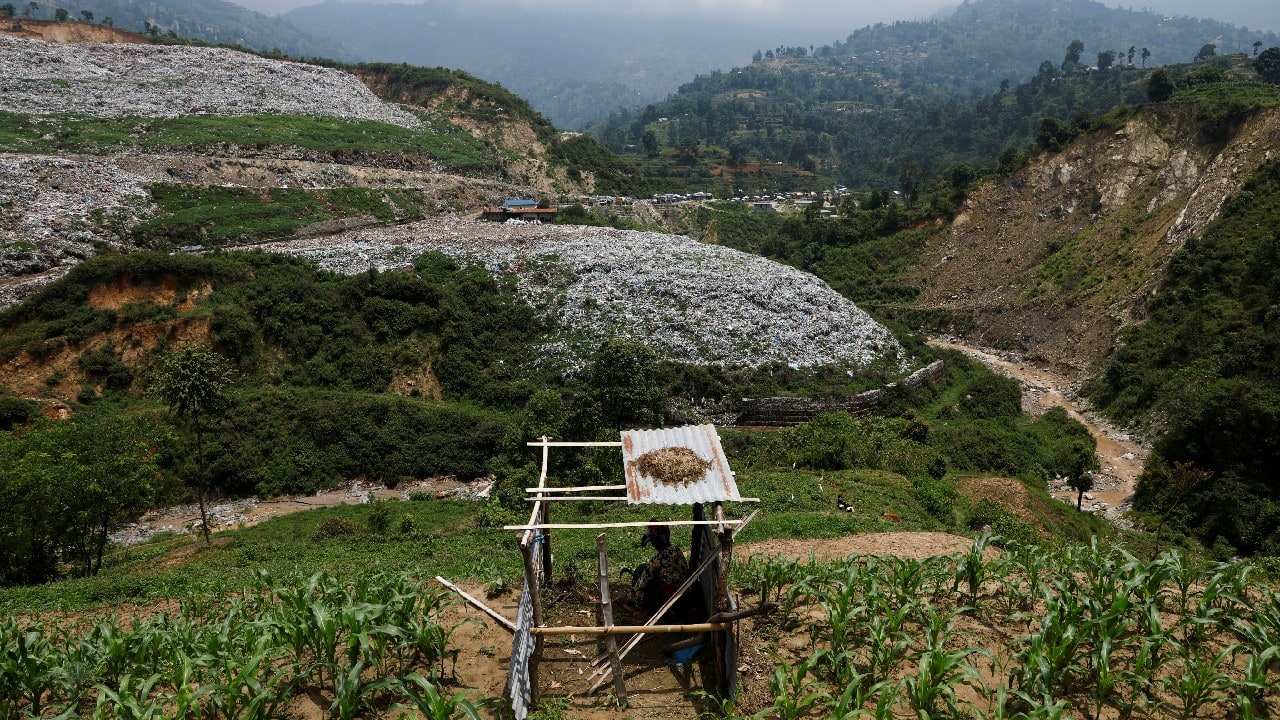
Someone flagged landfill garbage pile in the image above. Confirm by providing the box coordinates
[257,217,905,370]
[0,36,419,127]
[0,155,153,278]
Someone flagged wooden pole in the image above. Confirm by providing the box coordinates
[712,501,731,696]
[505,519,744,531]
[533,622,732,636]
[434,576,516,633]
[537,436,552,583]
[596,533,628,705]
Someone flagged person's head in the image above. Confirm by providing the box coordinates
[641,522,671,550]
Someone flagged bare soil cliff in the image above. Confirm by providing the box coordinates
[914,105,1280,378]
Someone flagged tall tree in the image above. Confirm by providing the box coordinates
[153,345,233,543]
[1097,50,1116,72]
[583,338,664,431]
[641,129,659,158]
[1147,69,1175,102]
[1063,39,1085,72]
[23,1,34,18]
[1127,46,1136,65]
[1255,47,1280,85]
[1141,47,1151,67]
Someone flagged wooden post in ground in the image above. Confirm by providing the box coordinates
[596,533,628,706]
[712,501,733,696]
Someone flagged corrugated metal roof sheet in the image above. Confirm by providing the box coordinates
[620,424,741,505]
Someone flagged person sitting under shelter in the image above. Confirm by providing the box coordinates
[627,523,690,615]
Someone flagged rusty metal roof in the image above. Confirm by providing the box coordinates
[620,424,741,505]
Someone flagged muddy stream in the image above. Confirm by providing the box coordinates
[930,339,1148,518]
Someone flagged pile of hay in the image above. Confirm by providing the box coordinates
[633,447,711,485]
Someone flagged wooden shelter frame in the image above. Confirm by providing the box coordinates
[487,434,756,717]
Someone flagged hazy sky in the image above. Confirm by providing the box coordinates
[233,0,1278,34]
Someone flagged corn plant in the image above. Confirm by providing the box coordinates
[394,672,485,720]
[953,533,995,610]
[1009,586,1084,699]
[861,597,912,685]
[761,652,830,720]
[1,622,67,719]
[1164,643,1239,720]
[92,673,167,720]
[202,637,294,720]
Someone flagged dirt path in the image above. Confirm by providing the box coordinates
[112,477,493,545]
[929,339,1148,516]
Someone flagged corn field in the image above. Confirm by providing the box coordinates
[1,571,485,720]
[736,536,1280,720]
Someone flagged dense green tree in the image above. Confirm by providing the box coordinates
[79,9,90,22]
[1194,43,1217,62]
[1141,47,1151,67]
[0,413,162,585]
[583,338,664,430]
[1255,47,1280,84]
[0,394,33,431]
[1063,39,1085,72]
[1096,50,1116,72]
[0,4,15,19]
[641,129,659,158]
[153,345,233,543]
[1147,69,1175,102]
[52,6,65,20]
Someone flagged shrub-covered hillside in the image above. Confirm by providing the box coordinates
[1089,157,1280,556]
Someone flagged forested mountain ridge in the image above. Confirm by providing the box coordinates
[592,0,1279,189]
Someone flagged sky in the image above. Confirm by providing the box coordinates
[231,0,1278,34]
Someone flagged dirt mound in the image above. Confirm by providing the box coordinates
[739,531,977,562]
[0,19,149,44]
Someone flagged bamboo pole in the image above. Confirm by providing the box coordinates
[525,484,628,493]
[712,501,731,696]
[533,622,731,636]
[596,534,628,705]
[434,576,516,633]
[524,440,623,447]
[523,496,629,502]
[505,519,743,532]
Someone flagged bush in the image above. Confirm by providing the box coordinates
[911,476,960,523]
[311,516,364,540]
[0,394,35,430]
[366,498,394,534]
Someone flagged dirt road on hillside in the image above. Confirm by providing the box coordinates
[930,339,1147,517]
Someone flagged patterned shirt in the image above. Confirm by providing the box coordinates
[638,544,689,594]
